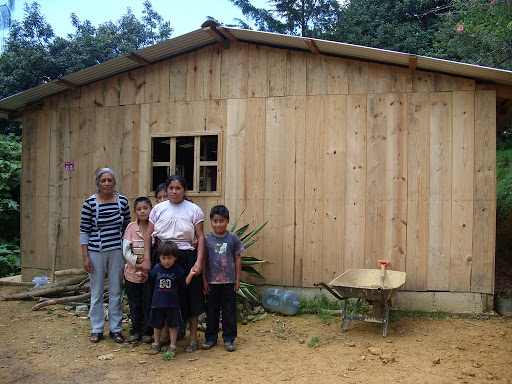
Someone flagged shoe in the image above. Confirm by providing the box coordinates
[127,333,141,343]
[149,342,161,355]
[185,343,198,353]
[201,340,217,350]
[89,332,103,343]
[168,344,177,354]
[109,331,124,343]
[142,335,153,344]
[224,341,236,352]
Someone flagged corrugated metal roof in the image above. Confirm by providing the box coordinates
[1,25,512,118]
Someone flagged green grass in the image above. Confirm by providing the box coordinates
[161,351,176,361]
[396,310,451,320]
[308,336,320,347]
[301,295,344,311]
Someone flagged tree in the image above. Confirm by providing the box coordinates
[328,0,450,55]
[0,0,15,51]
[430,0,512,70]
[0,1,173,100]
[229,0,340,37]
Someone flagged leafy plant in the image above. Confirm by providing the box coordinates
[230,211,268,302]
[161,350,175,361]
[497,128,512,224]
[0,238,20,277]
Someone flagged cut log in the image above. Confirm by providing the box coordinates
[54,269,87,277]
[0,281,35,287]
[2,282,91,301]
[31,284,107,311]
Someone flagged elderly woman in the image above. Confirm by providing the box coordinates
[80,168,131,343]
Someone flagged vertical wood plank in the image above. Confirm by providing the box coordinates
[203,44,222,100]
[170,55,189,102]
[369,63,391,94]
[104,75,120,106]
[412,70,435,93]
[306,54,327,95]
[264,97,286,285]
[326,56,348,95]
[153,61,171,103]
[268,48,286,97]
[406,93,430,291]
[385,93,408,272]
[450,91,474,292]
[20,111,38,275]
[187,50,204,101]
[390,67,412,93]
[287,50,306,96]
[428,92,452,290]
[248,45,268,98]
[365,94,388,269]
[303,95,325,285]
[34,110,51,269]
[228,42,248,99]
[243,98,266,284]
[139,104,151,195]
[206,99,227,132]
[108,107,125,188]
[348,59,369,95]
[322,95,346,282]
[344,95,367,270]
[225,99,246,217]
[290,96,306,286]
[472,90,496,294]
[59,108,72,267]
[93,108,109,171]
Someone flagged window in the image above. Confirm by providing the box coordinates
[151,133,220,194]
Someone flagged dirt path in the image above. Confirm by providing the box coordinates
[0,285,511,384]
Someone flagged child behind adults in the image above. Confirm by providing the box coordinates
[122,197,154,343]
[142,241,199,355]
[201,205,245,352]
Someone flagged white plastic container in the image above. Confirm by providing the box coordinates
[261,288,301,315]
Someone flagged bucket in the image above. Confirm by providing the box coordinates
[495,296,512,316]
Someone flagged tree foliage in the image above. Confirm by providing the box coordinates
[0,0,172,100]
[0,132,21,242]
[230,0,340,37]
[431,0,512,70]
[327,0,450,55]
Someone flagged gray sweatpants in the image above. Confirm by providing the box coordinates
[88,249,124,334]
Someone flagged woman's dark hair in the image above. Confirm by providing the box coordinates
[134,196,152,209]
[157,241,179,258]
[166,174,188,190]
[155,183,167,196]
[210,205,230,220]
[166,174,192,202]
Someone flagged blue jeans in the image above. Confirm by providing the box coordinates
[88,249,124,334]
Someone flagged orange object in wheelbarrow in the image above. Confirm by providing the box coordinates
[315,263,406,336]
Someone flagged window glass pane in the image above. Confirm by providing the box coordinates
[153,137,170,162]
[152,166,170,191]
[175,137,195,190]
[200,135,218,161]
[200,166,217,192]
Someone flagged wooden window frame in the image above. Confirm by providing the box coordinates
[151,131,221,197]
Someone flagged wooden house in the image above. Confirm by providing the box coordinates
[1,24,511,309]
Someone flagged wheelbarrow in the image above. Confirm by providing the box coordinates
[315,261,406,336]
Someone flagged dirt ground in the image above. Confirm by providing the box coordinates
[0,285,511,384]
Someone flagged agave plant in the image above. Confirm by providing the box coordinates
[230,211,268,302]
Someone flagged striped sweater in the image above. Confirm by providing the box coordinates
[80,193,131,252]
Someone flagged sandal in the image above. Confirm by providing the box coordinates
[89,332,103,343]
[185,343,198,353]
[109,331,124,343]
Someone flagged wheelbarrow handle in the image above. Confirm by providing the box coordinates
[314,282,347,301]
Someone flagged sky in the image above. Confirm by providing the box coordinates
[10,0,269,38]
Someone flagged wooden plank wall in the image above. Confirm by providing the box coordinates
[21,41,496,294]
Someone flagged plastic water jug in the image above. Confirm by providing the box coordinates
[262,288,301,315]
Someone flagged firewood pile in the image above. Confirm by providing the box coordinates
[0,269,103,311]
